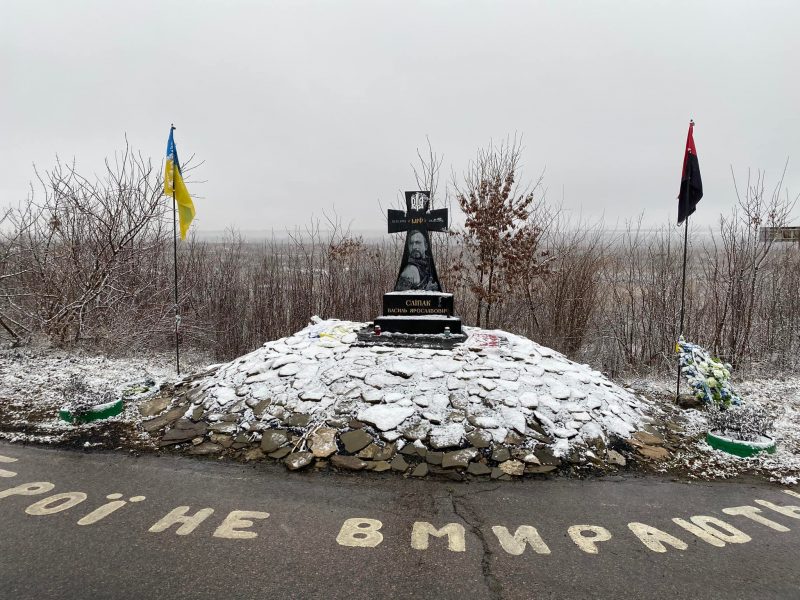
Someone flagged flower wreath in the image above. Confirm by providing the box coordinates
[676,338,741,408]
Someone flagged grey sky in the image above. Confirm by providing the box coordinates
[3,0,798,235]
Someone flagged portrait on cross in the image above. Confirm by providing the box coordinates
[388,191,448,292]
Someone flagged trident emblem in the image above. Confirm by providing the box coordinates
[410,192,428,212]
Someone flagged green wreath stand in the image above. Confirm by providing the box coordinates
[706,431,776,458]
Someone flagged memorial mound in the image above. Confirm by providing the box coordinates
[156,317,650,477]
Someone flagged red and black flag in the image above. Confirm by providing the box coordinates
[677,120,703,225]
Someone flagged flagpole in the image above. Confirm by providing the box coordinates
[675,119,702,402]
[676,118,692,401]
[171,124,181,376]
[676,212,689,401]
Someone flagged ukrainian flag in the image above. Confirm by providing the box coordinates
[164,126,196,239]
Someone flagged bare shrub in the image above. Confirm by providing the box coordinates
[598,220,685,373]
[453,137,549,328]
[60,374,115,418]
[0,145,170,346]
[533,218,606,357]
[703,166,797,368]
[707,403,774,442]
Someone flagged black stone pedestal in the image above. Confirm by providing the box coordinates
[378,291,462,334]
[357,291,466,348]
[355,326,466,349]
[382,292,454,318]
[374,315,462,335]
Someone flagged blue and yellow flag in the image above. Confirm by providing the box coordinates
[164,126,196,239]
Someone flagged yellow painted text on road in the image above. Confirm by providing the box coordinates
[0,454,18,478]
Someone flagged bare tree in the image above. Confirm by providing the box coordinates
[708,163,797,366]
[412,136,444,205]
[0,143,170,345]
[533,216,605,355]
[453,136,549,327]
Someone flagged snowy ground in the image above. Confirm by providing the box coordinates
[0,319,797,483]
[0,346,206,447]
[625,376,800,485]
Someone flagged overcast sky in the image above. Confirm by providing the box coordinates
[3,0,798,236]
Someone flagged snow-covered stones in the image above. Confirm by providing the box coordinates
[260,429,289,452]
[278,363,301,377]
[500,407,526,434]
[361,389,383,403]
[299,389,325,401]
[159,318,650,477]
[442,448,479,468]
[429,423,465,449]
[358,405,414,431]
[272,355,299,370]
[213,387,239,407]
[364,372,403,389]
[385,362,418,379]
[547,381,572,400]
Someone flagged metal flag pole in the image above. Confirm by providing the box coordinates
[676,119,694,401]
[676,212,689,401]
[171,124,181,376]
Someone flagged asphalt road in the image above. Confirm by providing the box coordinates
[1,441,799,600]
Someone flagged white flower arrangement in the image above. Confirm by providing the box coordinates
[676,338,741,408]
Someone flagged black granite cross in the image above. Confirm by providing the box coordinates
[388,191,448,291]
[387,191,448,234]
